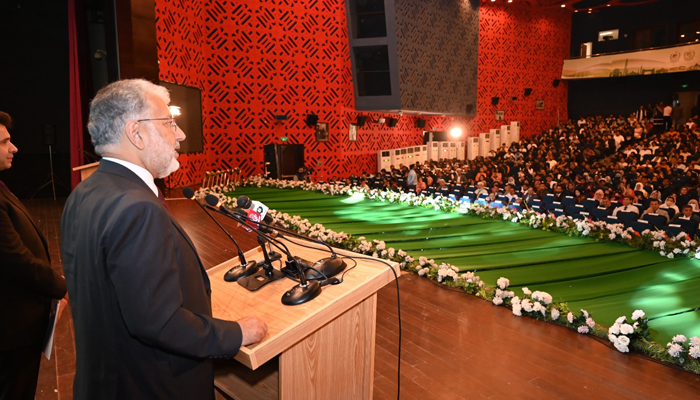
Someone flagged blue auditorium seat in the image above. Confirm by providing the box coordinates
[629,220,652,234]
[641,214,667,229]
[591,207,610,221]
[561,196,576,208]
[663,224,685,238]
[551,209,566,218]
[604,216,622,225]
[616,211,638,226]
[674,219,698,237]
[581,198,599,212]
[543,194,556,206]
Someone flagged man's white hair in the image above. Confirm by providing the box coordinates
[87,79,170,155]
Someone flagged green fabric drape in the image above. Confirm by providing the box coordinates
[230,187,700,344]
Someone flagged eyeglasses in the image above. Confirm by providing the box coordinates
[137,117,177,132]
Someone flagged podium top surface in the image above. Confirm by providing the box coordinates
[207,241,399,369]
[71,161,100,172]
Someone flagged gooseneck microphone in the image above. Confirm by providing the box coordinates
[205,194,322,305]
[204,194,288,292]
[235,195,347,280]
[182,188,259,281]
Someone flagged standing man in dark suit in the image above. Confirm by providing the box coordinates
[60,79,267,400]
[0,111,67,400]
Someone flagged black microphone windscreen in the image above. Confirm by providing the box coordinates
[182,187,195,199]
[205,194,220,207]
[237,195,252,209]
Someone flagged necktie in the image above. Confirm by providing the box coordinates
[158,189,171,212]
[624,206,628,211]
[0,179,7,191]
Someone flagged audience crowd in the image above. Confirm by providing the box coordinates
[334,104,700,237]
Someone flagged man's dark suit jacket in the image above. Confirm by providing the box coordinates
[0,183,66,351]
[61,160,243,400]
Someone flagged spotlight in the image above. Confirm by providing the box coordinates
[561,4,565,7]
[449,127,463,138]
[169,106,181,117]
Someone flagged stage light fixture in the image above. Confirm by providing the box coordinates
[449,127,463,138]
[169,106,181,116]
[561,4,565,7]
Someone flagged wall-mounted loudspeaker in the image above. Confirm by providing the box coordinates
[274,114,288,121]
[416,118,427,128]
[491,97,499,106]
[388,117,398,127]
[524,88,532,96]
[552,79,560,88]
[511,96,517,101]
[356,116,367,127]
[305,114,318,127]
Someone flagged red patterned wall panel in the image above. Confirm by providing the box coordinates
[473,1,570,137]
[155,0,570,187]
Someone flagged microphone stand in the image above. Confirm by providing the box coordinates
[183,188,260,281]
[238,215,347,281]
[233,195,346,280]
[211,203,322,305]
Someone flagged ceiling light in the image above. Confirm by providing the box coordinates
[681,34,686,38]
[561,4,565,7]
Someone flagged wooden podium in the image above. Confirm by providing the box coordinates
[208,243,399,400]
[71,161,100,182]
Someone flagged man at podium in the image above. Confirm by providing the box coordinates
[61,79,267,400]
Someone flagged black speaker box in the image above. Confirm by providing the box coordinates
[416,118,427,129]
[43,124,56,145]
[356,116,367,127]
[388,117,398,127]
[524,88,532,96]
[305,114,318,127]
[491,97,499,106]
[552,79,560,88]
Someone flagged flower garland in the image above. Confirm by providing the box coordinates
[195,176,700,374]
[231,176,700,260]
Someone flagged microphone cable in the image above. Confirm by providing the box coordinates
[335,253,402,400]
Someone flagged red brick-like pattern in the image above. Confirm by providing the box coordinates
[473,1,570,136]
[155,0,571,187]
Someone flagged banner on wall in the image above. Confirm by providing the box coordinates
[561,43,700,80]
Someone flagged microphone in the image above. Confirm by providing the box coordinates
[182,188,259,281]
[204,194,288,291]
[234,195,346,281]
[236,195,275,226]
[206,194,322,305]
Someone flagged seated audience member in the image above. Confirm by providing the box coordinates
[641,198,669,223]
[600,196,616,215]
[688,199,700,213]
[522,187,538,206]
[613,196,640,216]
[660,195,680,216]
[504,184,519,204]
[474,181,488,196]
[633,182,648,198]
[593,189,605,203]
[671,205,700,224]
[416,176,427,194]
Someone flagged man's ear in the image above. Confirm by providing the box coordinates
[125,120,145,150]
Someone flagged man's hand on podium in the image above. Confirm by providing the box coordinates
[239,315,268,346]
